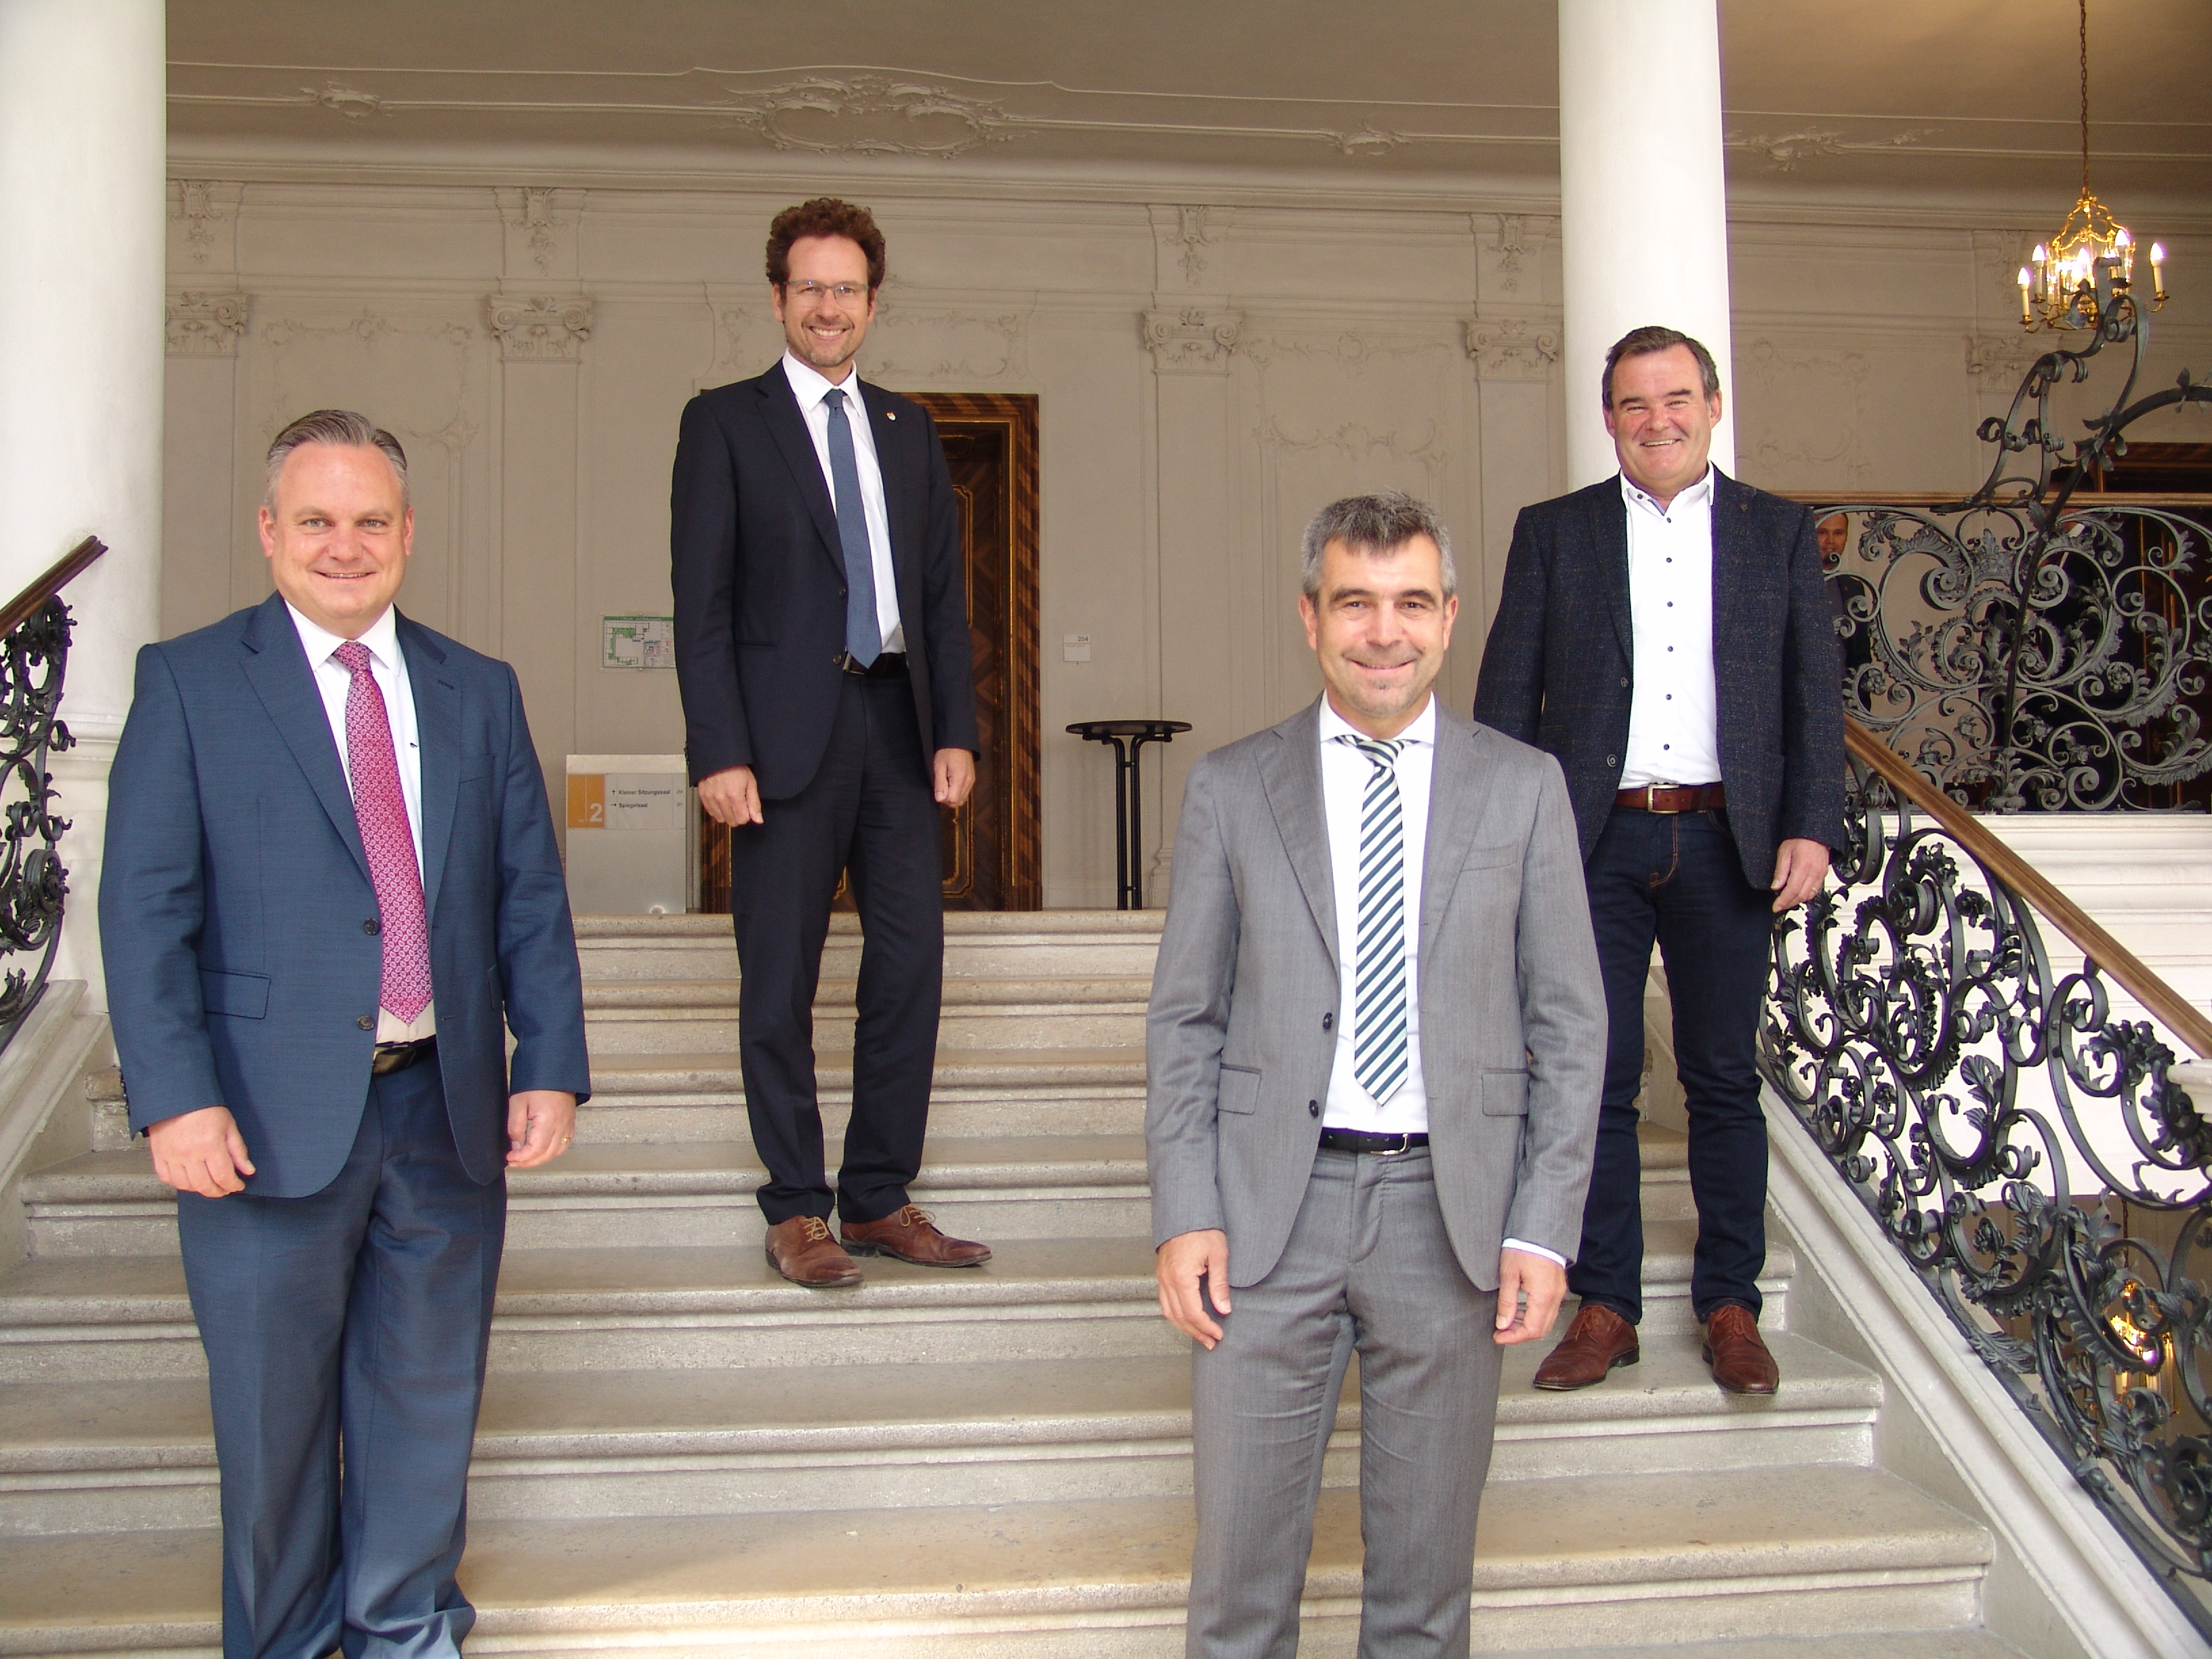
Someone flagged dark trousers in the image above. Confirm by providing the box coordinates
[176,1059,504,1659]
[1571,807,1775,1325]
[728,670,944,1227]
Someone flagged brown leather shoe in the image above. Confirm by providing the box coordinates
[840,1205,991,1267]
[764,1215,863,1288]
[1702,1303,1780,1395]
[1532,1303,1640,1390]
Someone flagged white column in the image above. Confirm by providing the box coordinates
[0,1,168,1008]
[1558,0,1736,488]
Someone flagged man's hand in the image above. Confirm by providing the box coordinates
[697,766,763,827]
[1494,1247,1568,1346]
[1156,1228,1231,1349]
[934,747,977,809]
[147,1106,255,1198]
[507,1090,577,1169]
[1769,836,1832,913]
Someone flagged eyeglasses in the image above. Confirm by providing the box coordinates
[783,281,867,306]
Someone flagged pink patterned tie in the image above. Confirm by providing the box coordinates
[334,642,432,1024]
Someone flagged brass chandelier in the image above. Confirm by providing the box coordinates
[2018,0,2169,331]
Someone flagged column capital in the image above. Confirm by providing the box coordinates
[1142,308,1242,375]
[1465,315,1561,383]
[166,291,249,358]
[485,293,594,362]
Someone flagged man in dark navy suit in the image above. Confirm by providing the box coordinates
[670,198,985,1287]
[101,409,590,1657]
[1474,327,1843,1396]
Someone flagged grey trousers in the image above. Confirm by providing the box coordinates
[1187,1147,1502,1659]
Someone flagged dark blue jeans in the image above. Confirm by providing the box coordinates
[1570,808,1775,1325]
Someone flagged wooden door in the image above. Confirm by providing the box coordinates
[697,391,1040,911]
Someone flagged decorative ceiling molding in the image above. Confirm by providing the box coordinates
[1725,125,1936,172]
[170,180,243,267]
[485,293,594,361]
[304,82,391,119]
[166,291,250,357]
[1142,308,1242,375]
[704,74,1025,160]
[1465,315,1560,382]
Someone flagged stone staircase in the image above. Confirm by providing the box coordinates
[0,911,2024,1656]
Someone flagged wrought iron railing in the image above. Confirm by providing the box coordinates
[0,537,105,1049]
[1762,718,2212,1618]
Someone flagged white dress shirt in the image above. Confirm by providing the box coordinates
[1620,467,1721,789]
[782,350,906,653]
[286,602,436,1043]
[1315,695,1563,1267]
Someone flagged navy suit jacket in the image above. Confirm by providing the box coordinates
[668,363,980,799]
[1472,468,1845,888]
[100,593,591,1198]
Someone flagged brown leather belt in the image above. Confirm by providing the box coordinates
[371,1036,436,1076]
[835,650,907,678]
[1614,783,1726,814]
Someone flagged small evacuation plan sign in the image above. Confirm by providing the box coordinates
[602,615,676,670]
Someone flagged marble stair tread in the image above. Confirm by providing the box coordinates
[575,911,1170,940]
[586,976,1154,1009]
[1481,1635,2022,1659]
[0,1335,1877,1477]
[20,1136,1154,1206]
[0,1218,1767,1331]
[0,1466,1989,1645]
[584,1048,1148,1094]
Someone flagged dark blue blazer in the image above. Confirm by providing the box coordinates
[100,594,591,1197]
[1472,468,1845,888]
[668,364,980,799]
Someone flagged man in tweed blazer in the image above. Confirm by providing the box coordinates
[1474,327,1844,1396]
[1149,493,1605,1656]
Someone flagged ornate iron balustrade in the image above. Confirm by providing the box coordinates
[1813,272,2211,811]
[1762,720,2212,1614]
[0,537,105,1050]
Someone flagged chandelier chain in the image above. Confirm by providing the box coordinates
[2078,0,2091,197]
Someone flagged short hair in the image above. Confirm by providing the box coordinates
[1602,325,1721,409]
[766,197,888,292]
[1300,491,1457,600]
[264,409,409,508]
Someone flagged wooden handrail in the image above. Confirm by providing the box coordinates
[1843,719,2212,1059]
[0,537,106,638]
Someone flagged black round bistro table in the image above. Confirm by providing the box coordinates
[1067,719,1191,910]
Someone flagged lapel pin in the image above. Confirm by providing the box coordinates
[886,410,897,420]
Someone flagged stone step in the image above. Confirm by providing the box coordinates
[0,1334,1878,1535]
[583,977,1151,1056]
[22,1136,1158,1254]
[574,911,1164,986]
[0,1465,1990,1656]
[1482,1637,2021,1659]
[0,1214,1782,1384]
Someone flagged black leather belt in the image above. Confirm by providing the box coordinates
[371,1036,436,1076]
[835,650,907,678]
[1318,1128,1429,1156]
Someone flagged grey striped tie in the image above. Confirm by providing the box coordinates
[1343,735,1410,1103]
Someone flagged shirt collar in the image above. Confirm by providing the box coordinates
[782,349,863,413]
[287,600,401,674]
[1318,693,1436,750]
[1620,464,1714,522]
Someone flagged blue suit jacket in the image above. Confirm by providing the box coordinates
[1472,468,1846,888]
[100,593,591,1197]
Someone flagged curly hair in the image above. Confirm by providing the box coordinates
[765,198,887,292]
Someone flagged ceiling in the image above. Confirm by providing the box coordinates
[166,1,2212,208]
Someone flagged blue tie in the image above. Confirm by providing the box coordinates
[822,386,882,668]
[1343,735,1410,1104]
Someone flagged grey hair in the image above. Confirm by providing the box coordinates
[1601,325,1721,410]
[264,409,409,507]
[1299,491,1457,600]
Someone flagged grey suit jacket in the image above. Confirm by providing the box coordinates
[1146,697,1606,1290]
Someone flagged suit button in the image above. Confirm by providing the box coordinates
[839,586,848,598]
[357,1015,375,1030]
[1308,1100,1320,1118]
[363,919,380,935]
[1322,1012,1333,1031]
[1619,678,1629,689]
[1606,755,1618,767]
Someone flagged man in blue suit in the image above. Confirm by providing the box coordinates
[101,409,590,1659]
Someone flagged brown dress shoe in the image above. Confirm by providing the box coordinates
[764,1215,863,1288]
[840,1205,991,1267]
[1702,1304,1780,1395]
[1532,1303,1640,1390]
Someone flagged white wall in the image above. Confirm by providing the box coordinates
[161,176,2212,906]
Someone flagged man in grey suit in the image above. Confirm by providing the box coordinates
[1149,493,1606,1657]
